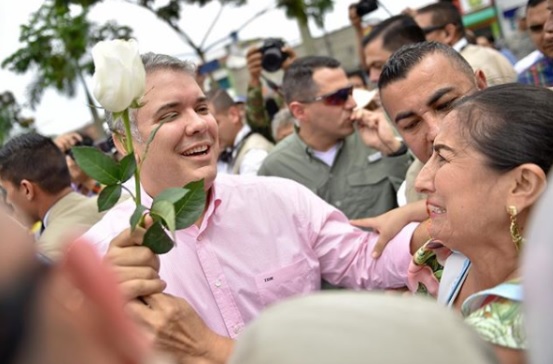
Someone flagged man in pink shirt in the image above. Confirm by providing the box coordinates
[82,52,425,363]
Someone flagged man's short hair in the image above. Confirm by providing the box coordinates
[527,0,546,8]
[417,2,465,38]
[0,133,71,194]
[362,15,426,52]
[378,41,475,90]
[205,88,235,114]
[281,56,341,104]
[271,108,297,141]
[106,53,197,141]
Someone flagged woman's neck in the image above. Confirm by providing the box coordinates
[454,236,520,309]
[463,237,520,292]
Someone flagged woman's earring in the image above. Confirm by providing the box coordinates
[507,205,524,252]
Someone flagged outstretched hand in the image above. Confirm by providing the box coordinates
[351,200,429,258]
[126,293,234,364]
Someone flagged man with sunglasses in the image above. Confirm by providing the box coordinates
[517,0,553,87]
[258,56,411,220]
[414,2,516,86]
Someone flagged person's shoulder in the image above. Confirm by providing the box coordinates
[258,134,301,172]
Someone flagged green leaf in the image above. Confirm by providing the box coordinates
[151,200,176,233]
[174,180,206,230]
[119,153,137,182]
[72,146,120,185]
[97,184,122,212]
[153,188,187,205]
[130,204,147,231]
[143,221,174,254]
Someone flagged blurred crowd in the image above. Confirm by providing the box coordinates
[1,1,553,364]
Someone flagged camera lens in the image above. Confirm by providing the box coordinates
[356,0,378,17]
[262,49,285,72]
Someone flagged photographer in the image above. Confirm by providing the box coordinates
[245,39,296,142]
[54,132,105,197]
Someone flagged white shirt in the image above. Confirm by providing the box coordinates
[452,38,469,53]
[515,50,543,74]
[312,143,340,167]
[218,125,269,176]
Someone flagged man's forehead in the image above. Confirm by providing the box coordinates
[414,11,433,26]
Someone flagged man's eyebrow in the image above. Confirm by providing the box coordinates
[426,87,455,107]
[395,110,416,124]
[394,87,456,124]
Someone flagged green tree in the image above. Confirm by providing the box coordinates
[276,0,334,56]
[2,0,133,137]
[0,91,35,145]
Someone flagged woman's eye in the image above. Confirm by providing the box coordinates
[436,152,448,163]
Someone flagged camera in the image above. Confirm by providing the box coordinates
[355,0,378,18]
[260,38,288,73]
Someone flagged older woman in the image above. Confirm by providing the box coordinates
[410,84,553,364]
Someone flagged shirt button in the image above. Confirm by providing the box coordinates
[234,326,242,334]
[214,279,221,287]
[197,234,203,241]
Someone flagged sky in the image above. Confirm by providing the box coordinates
[0,0,433,136]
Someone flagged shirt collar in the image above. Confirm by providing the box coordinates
[233,124,251,148]
[452,38,468,53]
[291,127,344,158]
[140,180,222,232]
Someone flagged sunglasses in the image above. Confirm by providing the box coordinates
[421,24,448,35]
[529,24,544,33]
[301,85,353,106]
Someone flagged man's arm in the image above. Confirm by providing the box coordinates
[351,200,429,257]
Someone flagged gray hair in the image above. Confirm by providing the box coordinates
[271,108,297,141]
[106,52,197,142]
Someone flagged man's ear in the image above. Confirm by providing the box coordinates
[228,105,242,126]
[474,69,487,90]
[508,163,547,212]
[112,133,127,156]
[20,179,36,201]
[443,23,457,45]
[288,102,307,123]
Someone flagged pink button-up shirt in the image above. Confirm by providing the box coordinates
[83,174,417,338]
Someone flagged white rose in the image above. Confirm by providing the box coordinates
[92,39,146,113]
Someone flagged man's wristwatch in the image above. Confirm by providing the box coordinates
[387,141,408,157]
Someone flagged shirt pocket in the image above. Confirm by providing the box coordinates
[255,258,315,307]
[343,168,397,218]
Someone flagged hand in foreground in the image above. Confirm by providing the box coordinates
[127,293,234,364]
[105,215,166,301]
[352,109,401,154]
[351,200,428,257]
